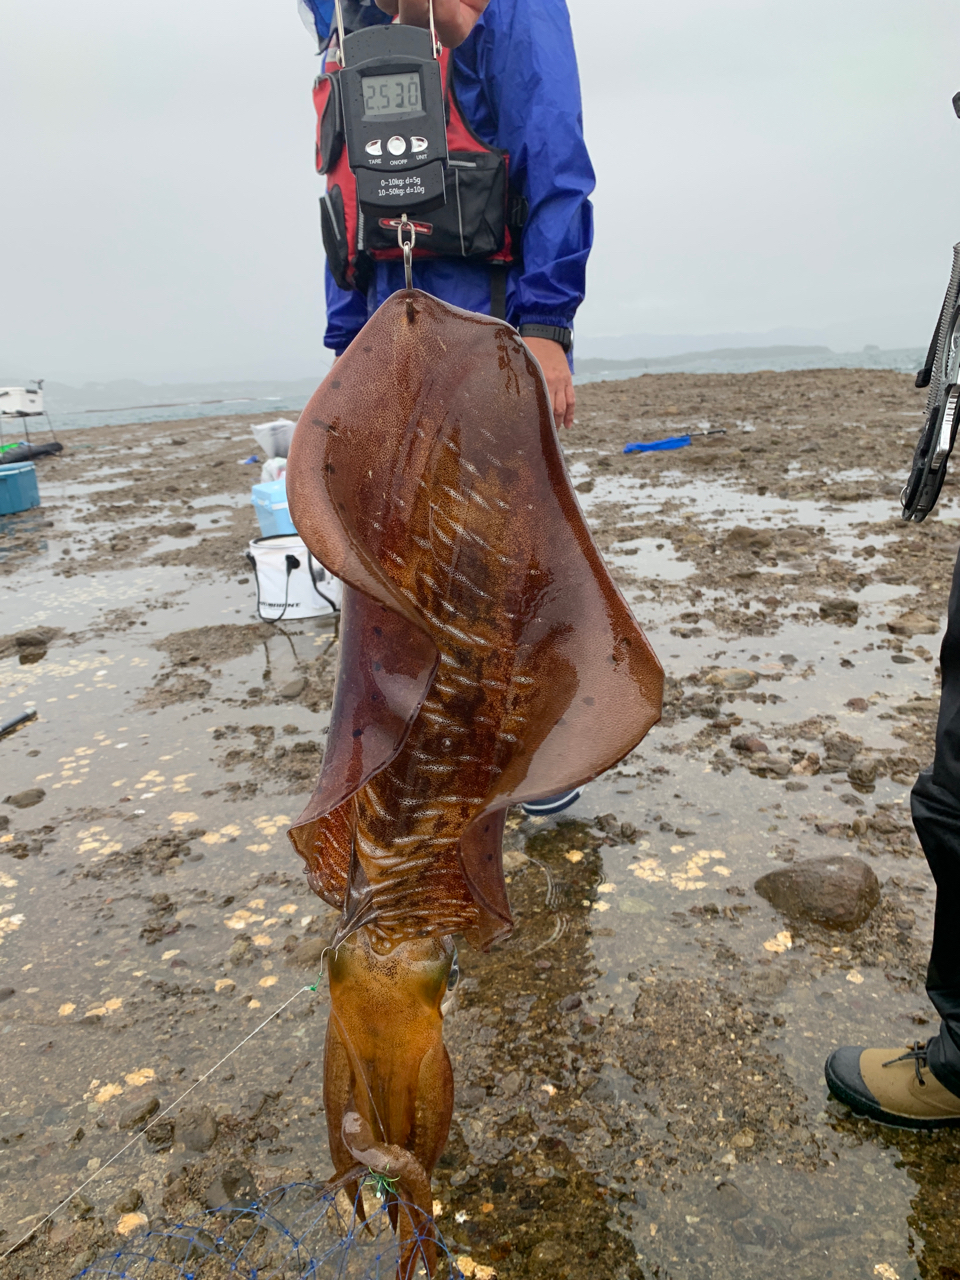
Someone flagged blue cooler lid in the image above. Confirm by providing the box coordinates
[251,477,288,510]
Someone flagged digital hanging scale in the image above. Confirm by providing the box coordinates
[333,0,449,225]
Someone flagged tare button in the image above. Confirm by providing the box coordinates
[410,137,428,153]
[387,135,407,155]
[364,139,383,156]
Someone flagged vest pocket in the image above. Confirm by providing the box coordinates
[365,151,508,259]
[314,74,344,175]
[320,186,350,290]
[444,154,506,257]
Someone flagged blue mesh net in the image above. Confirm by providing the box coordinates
[72,1179,465,1280]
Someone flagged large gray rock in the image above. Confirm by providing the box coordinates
[755,857,880,930]
[819,599,859,624]
[746,754,791,778]
[3,788,44,809]
[0,626,61,662]
[822,731,862,764]
[847,755,878,790]
[175,1104,218,1152]
[706,668,758,690]
[117,1095,159,1130]
[112,1187,143,1214]
[887,611,938,637]
[725,526,772,552]
[731,735,768,754]
[15,626,60,649]
[143,1117,174,1150]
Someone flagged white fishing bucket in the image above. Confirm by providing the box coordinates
[245,535,342,622]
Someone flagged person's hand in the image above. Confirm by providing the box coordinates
[374,0,489,47]
[524,337,575,430]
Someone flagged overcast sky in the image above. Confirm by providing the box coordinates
[3,0,960,383]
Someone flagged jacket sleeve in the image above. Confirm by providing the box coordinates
[324,265,370,355]
[299,0,333,44]
[454,0,595,331]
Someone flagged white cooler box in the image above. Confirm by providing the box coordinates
[0,387,43,416]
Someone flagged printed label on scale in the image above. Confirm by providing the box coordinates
[374,175,429,198]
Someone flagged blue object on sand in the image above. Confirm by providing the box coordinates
[0,460,41,515]
[251,477,296,538]
[623,435,692,454]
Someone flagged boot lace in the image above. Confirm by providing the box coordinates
[882,1041,928,1086]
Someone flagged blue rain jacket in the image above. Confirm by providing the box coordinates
[302,0,595,356]
[299,0,392,42]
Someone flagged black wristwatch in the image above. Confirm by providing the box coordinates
[518,323,573,355]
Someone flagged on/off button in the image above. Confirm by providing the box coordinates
[387,136,406,155]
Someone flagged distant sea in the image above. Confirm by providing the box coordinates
[2,346,926,434]
[572,344,927,383]
[2,378,327,435]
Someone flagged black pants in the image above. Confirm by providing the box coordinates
[911,545,960,1096]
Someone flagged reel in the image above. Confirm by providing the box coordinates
[902,91,960,523]
[902,261,960,523]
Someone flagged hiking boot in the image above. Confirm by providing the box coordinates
[520,787,583,817]
[824,1040,960,1130]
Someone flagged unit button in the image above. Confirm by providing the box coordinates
[387,135,407,155]
[364,138,383,156]
[410,136,428,153]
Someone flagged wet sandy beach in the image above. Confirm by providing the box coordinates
[1,366,959,1279]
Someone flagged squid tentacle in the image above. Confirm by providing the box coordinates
[342,1111,437,1280]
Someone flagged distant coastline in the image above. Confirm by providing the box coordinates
[576,343,832,372]
[574,344,925,381]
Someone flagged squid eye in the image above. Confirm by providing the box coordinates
[446,945,460,991]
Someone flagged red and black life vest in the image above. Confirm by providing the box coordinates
[313,45,526,303]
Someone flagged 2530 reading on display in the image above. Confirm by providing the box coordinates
[362,72,423,118]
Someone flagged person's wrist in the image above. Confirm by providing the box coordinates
[523,336,566,358]
[519,323,573,355]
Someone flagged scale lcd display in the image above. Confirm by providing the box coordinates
[361,72,423,117]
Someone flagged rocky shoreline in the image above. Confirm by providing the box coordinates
[1,365,959,1279]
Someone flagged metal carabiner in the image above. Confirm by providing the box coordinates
[398,213,416,290]
[428,0,441,58]
[332,0,346,62]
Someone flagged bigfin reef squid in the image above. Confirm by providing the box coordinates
[286,289,663,1275]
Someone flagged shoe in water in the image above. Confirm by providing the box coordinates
[520,788,583,817]
[824,1039,960,1130]
[441,943,460,1016]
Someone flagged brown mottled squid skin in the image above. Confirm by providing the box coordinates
[286,290,663,1270]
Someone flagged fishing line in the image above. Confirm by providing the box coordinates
[1,980,319,1261]
[308,945,338,987]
